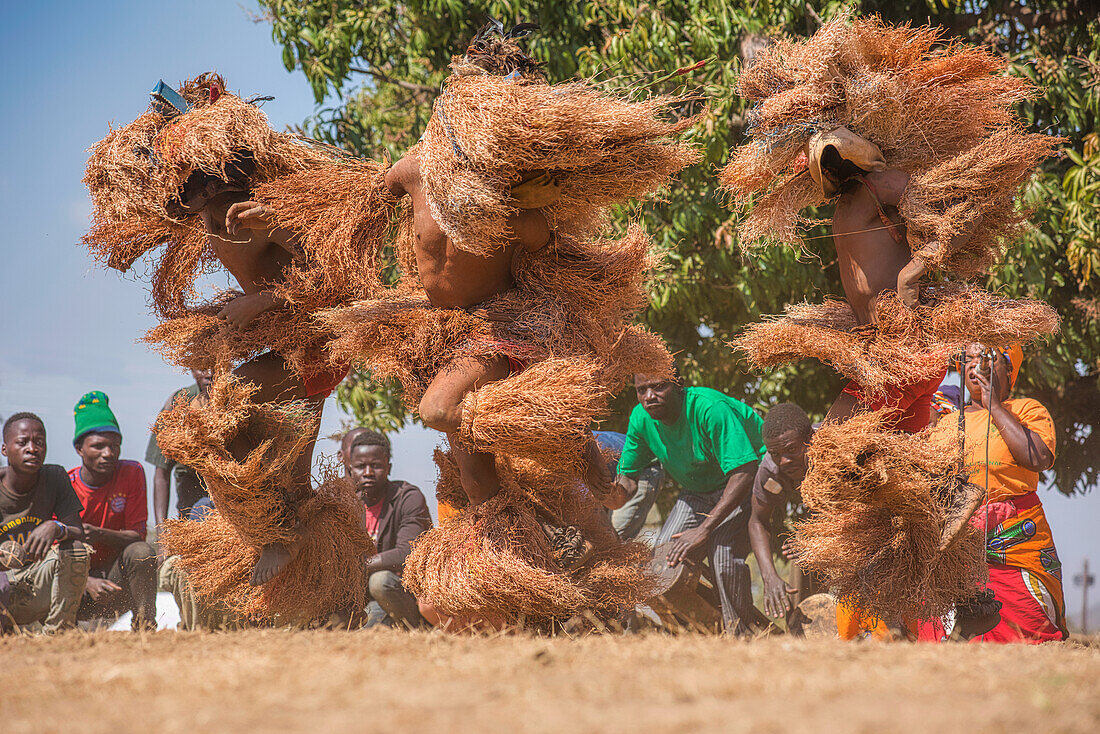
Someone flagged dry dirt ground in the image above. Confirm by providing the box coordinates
[4,630,1098,734]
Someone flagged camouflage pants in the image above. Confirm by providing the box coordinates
[159,555,243,630]
[2,543,90,633]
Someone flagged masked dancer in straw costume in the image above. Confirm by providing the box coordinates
[723,15,1060,425]
[319,22,700,627]
[83,74,383,620]
[720,15,1062,630]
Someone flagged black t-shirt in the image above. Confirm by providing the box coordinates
[0,465,84,545]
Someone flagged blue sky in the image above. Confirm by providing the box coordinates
[0,1,1096,623]
[0,0,441,498]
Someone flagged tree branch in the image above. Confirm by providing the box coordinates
[937,0,1087,38]
[350,66,437,96]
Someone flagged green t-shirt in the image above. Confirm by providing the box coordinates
[617,386,765,493]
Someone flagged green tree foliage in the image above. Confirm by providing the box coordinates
[259,0,1099,492]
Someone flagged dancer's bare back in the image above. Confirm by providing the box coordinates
[831,169,914,324]
[385,151,551,308]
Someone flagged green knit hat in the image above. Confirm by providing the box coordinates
[73,390,121,446]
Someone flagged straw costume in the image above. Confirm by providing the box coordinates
[788,410,987,622]
[319,24,699,625]
[83,73,382,619]
[722,15,1061,391]
[722,16,1062,627]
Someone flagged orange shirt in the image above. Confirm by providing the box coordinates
[932,398,1055,503]
[436,501,460,524]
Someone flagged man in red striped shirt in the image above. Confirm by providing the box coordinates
[68,391,157,630]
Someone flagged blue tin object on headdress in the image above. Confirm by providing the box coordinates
[150,80,189,117]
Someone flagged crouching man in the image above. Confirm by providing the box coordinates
[69,392,158,630]
[0,413,89,633]
[611,373,766,635]
[342,429,432,629]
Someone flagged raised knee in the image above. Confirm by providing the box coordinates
[419,393,462,434]
[367,570,402,600]
[123,542,157,571]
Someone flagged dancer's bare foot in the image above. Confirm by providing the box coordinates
[249,534,304,586]
[418,598,506,633]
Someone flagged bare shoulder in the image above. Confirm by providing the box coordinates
[511,207,551,252]
[862,169,911,204]
[385,152,420,197]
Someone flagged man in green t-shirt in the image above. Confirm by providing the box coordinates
[613,373,765,634]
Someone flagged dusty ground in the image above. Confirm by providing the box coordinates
[4,630,1098,734]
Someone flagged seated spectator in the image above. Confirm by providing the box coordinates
[747,403,823,621]
[343,429,432,629]
[0,413,89,633]
[593,430,662,541]
[68,391,157,631]
[147,368,214,530]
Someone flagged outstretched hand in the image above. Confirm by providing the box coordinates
[84,576,122,601]
[897,277,921,310]
[225,201,271,236]
[780,535,799,561]
[897,253,931,309]
[762,574,798,619]
[585,462,616,502]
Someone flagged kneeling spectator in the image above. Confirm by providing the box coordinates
[343,429,431,629]
[1,413,89,632]
[69,392,157,630]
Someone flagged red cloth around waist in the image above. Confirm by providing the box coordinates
[842,367,947,433]
[303,362,351,398]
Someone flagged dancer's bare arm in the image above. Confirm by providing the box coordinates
[225,201,300,254]
[844,170,930,308]
[218,290,284,329]
[601,477,632,511]
[899,211,985,307]
[212,201,302,328]
[509,208,551,252]
[384,155,413,198]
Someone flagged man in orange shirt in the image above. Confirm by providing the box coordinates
[933,345,1067,642]
[69,391,157,631]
